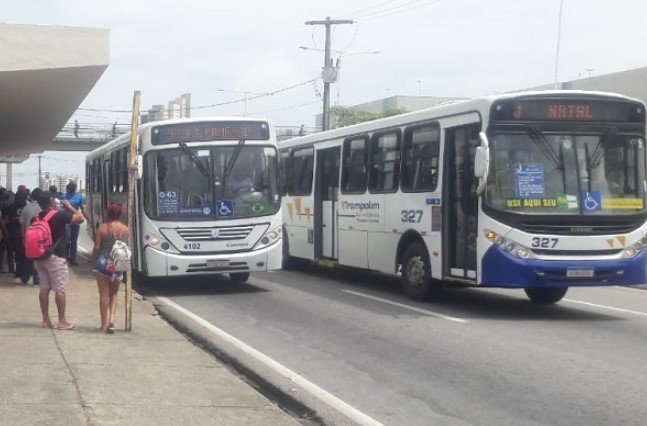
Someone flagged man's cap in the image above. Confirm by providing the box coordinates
[36,191,55,208]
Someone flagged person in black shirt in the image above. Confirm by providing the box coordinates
[34,192,84,330]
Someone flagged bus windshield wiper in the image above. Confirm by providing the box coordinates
[179,142,210,178]
[588,127,617,169]
[221,139,246,195]
[526,126,563,171]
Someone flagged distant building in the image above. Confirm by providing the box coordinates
[530,66,647,104]
[142,93,191,123]
[315,95,464,130]
[40,172,83,193]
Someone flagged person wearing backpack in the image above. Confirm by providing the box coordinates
[19,188,43,285]
[32,191,85,330]
[91,202,129,334]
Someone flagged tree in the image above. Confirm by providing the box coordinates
[330,106,406,128]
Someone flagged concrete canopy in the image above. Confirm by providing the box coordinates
[0,23,109,158]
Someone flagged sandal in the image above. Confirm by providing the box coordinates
[107,323,115,334]
[57,323,75,330]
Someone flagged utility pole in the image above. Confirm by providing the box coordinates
[305,16,354,131]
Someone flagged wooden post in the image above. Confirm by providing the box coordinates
[125,91,141,331]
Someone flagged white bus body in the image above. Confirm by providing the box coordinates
[86,117,282,283]
[280,91,647,303]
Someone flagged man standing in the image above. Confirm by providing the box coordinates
[61,181,88,265]
[34,191,84,330]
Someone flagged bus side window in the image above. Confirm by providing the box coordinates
[289,147,314,196]
[341,137,368,194]
[402,123,440,192]
[369,130,401,193]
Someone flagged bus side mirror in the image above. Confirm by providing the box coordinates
[474,147,488,178]
[474,132,490,195]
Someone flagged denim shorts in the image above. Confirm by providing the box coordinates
[93,252,124,282]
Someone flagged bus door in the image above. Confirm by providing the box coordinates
[314,146,340,259]
[100,159,111,224]
[443,124,480,281]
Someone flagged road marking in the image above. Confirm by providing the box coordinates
[157,296,385,426]
[341,289,468,324]
[563,298,647,317]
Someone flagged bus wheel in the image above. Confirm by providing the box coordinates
[230,272,250,283]
[524,287,568,304]
[401,242,441,301]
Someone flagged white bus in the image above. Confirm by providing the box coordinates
[86,117,283,283]
[280,91,647,303]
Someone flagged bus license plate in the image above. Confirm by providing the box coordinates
[207,260,229,269]
[566,269,594,278]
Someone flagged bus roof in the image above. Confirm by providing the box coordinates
[86,116,274,160]
[278,90,645,150]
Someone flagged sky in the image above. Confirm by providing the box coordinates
[2,0,647,190]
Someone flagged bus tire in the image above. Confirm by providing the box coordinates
[230,272,250,283]
[401,241,441,301]
[524,287,568,304]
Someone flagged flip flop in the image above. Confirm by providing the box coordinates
[107,323,115,334]
[40,322,53,329]
[57,324,75,330]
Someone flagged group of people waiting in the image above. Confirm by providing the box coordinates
[0,182,86,283]
[0,182,129,334]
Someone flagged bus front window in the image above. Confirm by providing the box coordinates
[144,145,280,220]
[485,130,646,215]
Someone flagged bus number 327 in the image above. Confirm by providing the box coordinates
[401,210,423,223]
[531,237,558,248]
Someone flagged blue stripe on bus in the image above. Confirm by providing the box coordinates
[481,245,647,288]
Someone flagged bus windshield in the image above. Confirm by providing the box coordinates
[144,144,280,220]
[485,129,646,215]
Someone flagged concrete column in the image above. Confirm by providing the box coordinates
[5,163,12,190]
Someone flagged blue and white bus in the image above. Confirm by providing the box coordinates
[280,91,647,303]
[86,117,283,283]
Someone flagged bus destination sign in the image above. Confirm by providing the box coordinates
[152,121,270,145]
[491,99,644,123]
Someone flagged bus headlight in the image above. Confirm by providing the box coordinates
[516,247,529,259]
[484,229,532,259]
[254,225,282,250]
[623,246,637,258]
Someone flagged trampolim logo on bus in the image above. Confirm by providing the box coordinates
[339,200,381,224]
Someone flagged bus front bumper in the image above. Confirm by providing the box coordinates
[481,245,647,288]
[143,241,282,277]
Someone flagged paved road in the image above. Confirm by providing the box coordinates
[142,264,647,426]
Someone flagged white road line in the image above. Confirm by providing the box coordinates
[341,289,469,324]
[563,298,647,317]
[156,296,385,426]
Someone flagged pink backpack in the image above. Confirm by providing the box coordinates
[25,210,61,260]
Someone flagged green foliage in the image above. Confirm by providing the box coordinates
[330,106,406,128]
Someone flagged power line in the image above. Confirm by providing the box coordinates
[351,0,448,22]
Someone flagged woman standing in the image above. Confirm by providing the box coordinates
[92,203,129,333]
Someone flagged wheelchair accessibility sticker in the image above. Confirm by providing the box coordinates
[216,200,234,217]
[581,191,601,211]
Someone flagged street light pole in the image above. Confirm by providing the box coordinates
[553,0,565,89]
[305,16,354,131]
[417,80,422,95]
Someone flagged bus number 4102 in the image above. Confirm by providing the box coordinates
[401,210,423,223]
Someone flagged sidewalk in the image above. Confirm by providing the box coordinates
[0,261,301,426]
